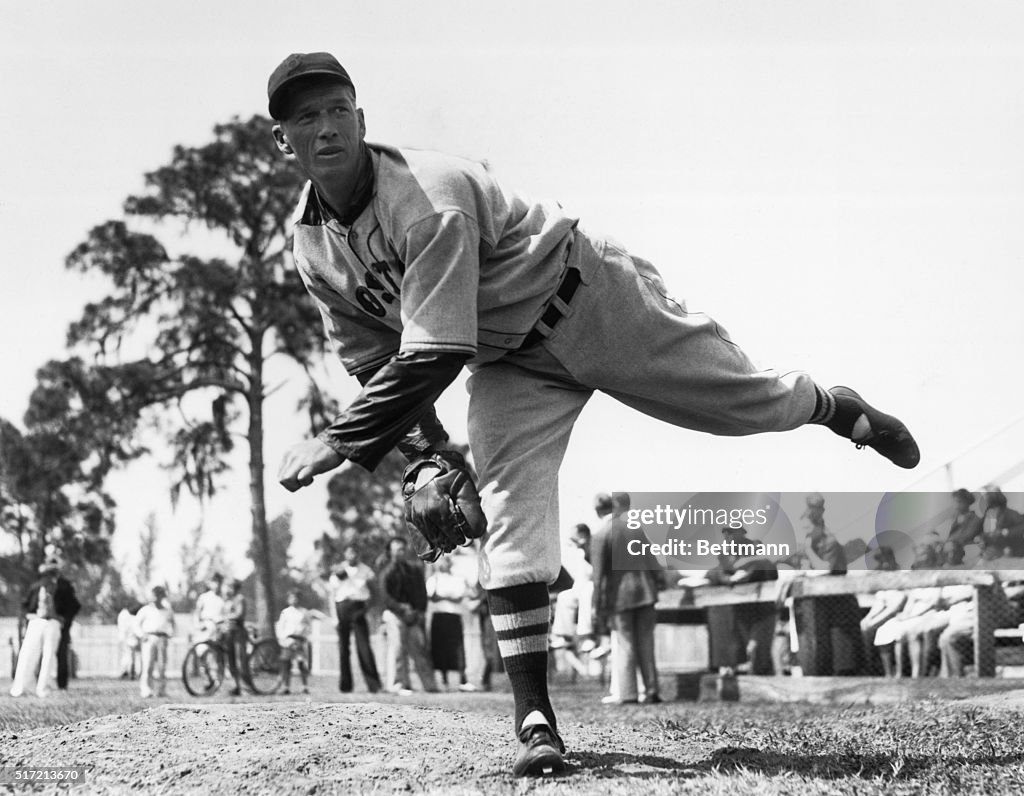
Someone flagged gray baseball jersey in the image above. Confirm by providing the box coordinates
[292,143,577,376]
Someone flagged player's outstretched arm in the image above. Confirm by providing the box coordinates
[278,438,345,492]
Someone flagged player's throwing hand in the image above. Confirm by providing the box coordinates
[278,438,344,492]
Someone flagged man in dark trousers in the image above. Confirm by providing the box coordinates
[378,537,438,694]
[705,526,779,675]
[592,492,664,704]
[329,544,383,693]
[54,560,81,690]
[793,493,865,676]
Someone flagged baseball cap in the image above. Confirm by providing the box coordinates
[267,52,354,120]
[801,492,825,518]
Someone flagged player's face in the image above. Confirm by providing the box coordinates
[274,83,365,192]
[343,546,358,564]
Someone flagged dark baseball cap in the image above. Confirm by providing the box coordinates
[267,52,354,120]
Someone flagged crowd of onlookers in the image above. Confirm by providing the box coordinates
[691,487,1024,680]
[8,485,1024,701]
[324,535,497,695]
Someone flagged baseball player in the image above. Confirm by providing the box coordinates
[270,52,919,777]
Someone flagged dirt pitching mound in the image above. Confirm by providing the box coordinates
[1,701,683,795]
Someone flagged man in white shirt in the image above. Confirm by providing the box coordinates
[136,585,176,698]
[193,574,225,644]
[117,602,143,679]
[330,545,382,693]
[276,590,312,694]
[10,561,63,698]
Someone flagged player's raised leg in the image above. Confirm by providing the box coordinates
[542,233,919,469]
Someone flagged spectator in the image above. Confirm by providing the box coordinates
[860,546,906,676]
[550,524,596,674]
[117,601,143,679]
[136,585,175,698]
[465,578,500,691]
[793,493,865,675]
[940,540,966,567]
[223,578,250,696]
[379,537,438,694]
[705,526,779,675]
[52,558,80,691]
[912,531,944,570]
[9,559,64,698]
[427,557,472,689]
[946,488,982,548]
[905,585,974,677]
[193,573,226,643]
[330,545,383,694]
[873,586,943,678]
[981,489,1024,558]
[589,494,616,692]
[592,492,663,705]
[276,589,312,695]
[939,579,1023,677]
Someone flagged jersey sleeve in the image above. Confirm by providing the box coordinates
[397,211,481,356]
[316,350,469,471]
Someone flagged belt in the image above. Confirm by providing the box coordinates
[521,249,582,349]
[147,632,170,638]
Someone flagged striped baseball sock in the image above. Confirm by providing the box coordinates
[487,582,556,734]
[808,383,836,425]
[809,384,872,438]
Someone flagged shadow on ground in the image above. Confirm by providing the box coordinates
[563,746,1024,784]
[698,746,1024,781]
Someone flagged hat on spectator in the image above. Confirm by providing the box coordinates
[952,488,975,506]
[872,546,898,569]
[802,492,825,518]
[593,492,614,517]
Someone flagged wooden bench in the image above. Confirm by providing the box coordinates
[656,569,1024,678]
[655,580,783,675]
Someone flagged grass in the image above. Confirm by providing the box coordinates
[4,676,1024,794]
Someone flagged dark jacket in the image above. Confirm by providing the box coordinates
[947,511,983,547]
[983,508,1024,557]
[592,514,663,624]
[380,559,429,613]
[56,576,81,625]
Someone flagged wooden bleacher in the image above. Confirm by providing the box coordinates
[656,568,1024,678]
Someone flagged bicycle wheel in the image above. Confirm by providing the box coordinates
[182,643,224,697]
[247,638,283,695]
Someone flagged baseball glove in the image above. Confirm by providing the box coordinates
[402,450,487,562]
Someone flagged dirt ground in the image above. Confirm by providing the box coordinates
[4,676,1024,795]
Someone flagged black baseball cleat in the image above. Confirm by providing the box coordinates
[830,386,920,469]
[512,723,566,777]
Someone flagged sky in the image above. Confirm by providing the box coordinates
[3,1,1024,588]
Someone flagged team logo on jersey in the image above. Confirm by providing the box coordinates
[353,261,399,318]
[355,285,387,317]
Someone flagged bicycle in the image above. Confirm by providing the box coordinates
[181,623,282,697]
